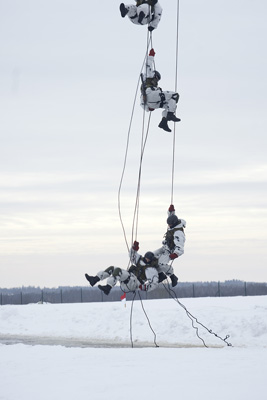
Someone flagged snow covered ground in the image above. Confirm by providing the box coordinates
[0,295,266,400]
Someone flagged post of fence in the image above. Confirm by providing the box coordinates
[218,281,221,297]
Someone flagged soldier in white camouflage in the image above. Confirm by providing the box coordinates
[153,204,186,287]
[119,0,162,32]
[85,247,159,295]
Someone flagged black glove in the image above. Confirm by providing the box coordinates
[148,26,155,32]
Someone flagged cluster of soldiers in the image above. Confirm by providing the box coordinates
[85,205,186,295]
[85,1,185,295]
[121,0,181,132]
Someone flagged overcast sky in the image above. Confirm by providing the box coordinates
[0,0,267,288]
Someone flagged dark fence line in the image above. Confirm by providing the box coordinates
[1,281,267,305]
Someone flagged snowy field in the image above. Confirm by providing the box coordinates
[0,295,266,400]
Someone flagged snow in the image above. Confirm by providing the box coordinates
[0,295,266,399]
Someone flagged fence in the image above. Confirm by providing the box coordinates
[1,281,267,305]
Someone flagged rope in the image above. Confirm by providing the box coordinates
[138,291,159,347]
[118,33,152,254]
[171,0,180,204]
[131,30,152,244]
[131,112,151,244]
[162,282,233,347]
[130,291,137,348]
[129,290,159,348]
[117,78,140,253]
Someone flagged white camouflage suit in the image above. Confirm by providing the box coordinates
[96,250,159,293]
[140,55,179,118]
[124,1,162,30]
[153,210,186,277]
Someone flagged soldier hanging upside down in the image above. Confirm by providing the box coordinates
[140,48,181,132]
[119,1,162,32]
[85,247,162,295]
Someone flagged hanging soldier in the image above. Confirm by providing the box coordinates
[119,1,162,32]
[85,247,160,295]
[153,204,186,287]
[140,48,181,132]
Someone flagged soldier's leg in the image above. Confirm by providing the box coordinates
[136,4,150,24]
[157,262,174,276]
[111,268,139,292]
[100,267,138,295]
[85,266,115,287]
[144,267,159,292]
[162,92,180,122]
[157,263,178,287]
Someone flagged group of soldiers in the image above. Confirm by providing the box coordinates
[85,1,185,295]
[120,0,181,132]
[85,205,186,295]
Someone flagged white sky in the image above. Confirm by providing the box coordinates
[0,0,267,288]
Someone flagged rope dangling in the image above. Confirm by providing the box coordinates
[171,0,180,205]
[117,33,152,254]
[163,282,233,348]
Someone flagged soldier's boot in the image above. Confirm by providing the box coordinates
[167,112,181,122]
[158,272,167,283]
[138,11,145,23]
[158,117,171,132]
[85,274,100,287]
[99,284,112,295]
[120,3,128,18]
[170,274,178,287]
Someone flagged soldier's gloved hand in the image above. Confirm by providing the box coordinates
[139,284,147,291]
[149,48,155,57]
[148,26,154,32]
[132,241,139,251]
[169,204,175,212]
[169,253,178,260]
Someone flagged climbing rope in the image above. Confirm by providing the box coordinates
[162,281,233,347]
[131,30,152,246]
[129,291,137,348]
[119,0,181,248]
[129,290,159,348]
[171,0,180,205]
[117,33,153,255]
[131,112,152,245]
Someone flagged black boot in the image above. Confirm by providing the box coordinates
[85,274,100,287]
[170,274,178,287]
[120,3,128,18]
[98,284,112,295]
[158,272,167,283]
[158,117,171,132]
[138,11,145,23]
[167,112,181,122]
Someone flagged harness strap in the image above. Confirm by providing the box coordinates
[123,276,131,284]
[159,92,165,108]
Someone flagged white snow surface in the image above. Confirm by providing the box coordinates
[0,295,266,400]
